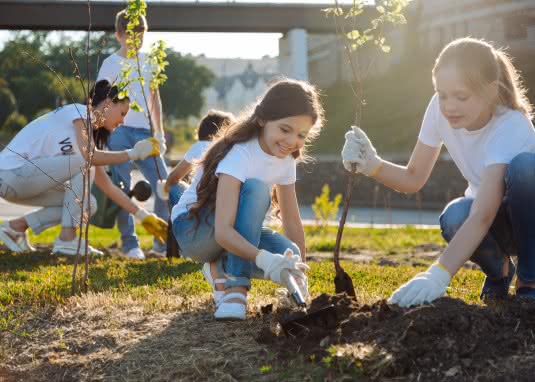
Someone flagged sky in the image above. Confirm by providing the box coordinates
[0,0,356,59]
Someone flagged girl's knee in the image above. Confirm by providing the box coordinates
[439,198,472,241]
[507,152,535,191]
[241,179,270,202]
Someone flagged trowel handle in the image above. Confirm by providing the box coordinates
[281,269,307,308]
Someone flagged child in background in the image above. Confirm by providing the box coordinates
[342,37,535,306]
[97,9,169,260]
[156,110,235,206]
[0,80,166,255]
[172,79,324,320]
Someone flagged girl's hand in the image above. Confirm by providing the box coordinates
[284,249,309,300]
[255,249,309,285]
[134,208,168,243]
[388,263,451,307]
[156,179,169,200]
[341,126,382,176]
[127,138,161,160]
[154,131,167,154]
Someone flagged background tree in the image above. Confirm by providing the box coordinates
[160,51,215,119]
[0,86,17,127]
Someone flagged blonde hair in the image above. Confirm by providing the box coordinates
[432,37,532,118]
[115,9,148,36]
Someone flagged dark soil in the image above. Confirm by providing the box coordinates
[257,294,535,381]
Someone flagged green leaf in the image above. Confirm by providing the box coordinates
[130,101,143,112]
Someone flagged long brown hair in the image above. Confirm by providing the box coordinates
[188,78,325,227]
[432,37,532,118]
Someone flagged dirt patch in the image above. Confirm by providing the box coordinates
[258,294,535,381]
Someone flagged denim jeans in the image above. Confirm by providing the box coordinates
[0,154,96,234]
[439,152,535,283]
[108,125,169,252]
[172,178,299,289]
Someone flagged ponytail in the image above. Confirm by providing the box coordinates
[87,80,128,149]
[495,50,532,118]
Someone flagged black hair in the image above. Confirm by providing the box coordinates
[87,79,128,149]
[197,109,235,141]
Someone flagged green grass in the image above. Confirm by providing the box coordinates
[304,225,445,253]
[1,225,454,332]
[0,225,483,380]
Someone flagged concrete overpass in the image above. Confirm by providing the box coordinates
[0,0,364,80]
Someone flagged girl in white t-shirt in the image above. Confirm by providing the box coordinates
[342,37,535,307]
[156,109,235,206]
[172,79,325,320]
[0,80,166,256]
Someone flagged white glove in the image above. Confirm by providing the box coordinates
[283,248,310,300]
[134,208,151,221]
[256,248,309,286]
[388,263,451,307]
[127,137,160,161]
[154,131,167,154]
[341,126,382,176]
[156,179,169,201]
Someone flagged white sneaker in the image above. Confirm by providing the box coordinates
[214,292,247,321]
[0,222,35,252]
[52,238,104,256]
[124,247,145,260]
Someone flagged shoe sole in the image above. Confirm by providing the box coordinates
[52,248,103,256]
[0,229,24,252]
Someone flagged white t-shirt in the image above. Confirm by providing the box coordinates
[418,94,535,197]
[0,104,87,170]
[171,137,296,220]
[184,141,212,164]
[97,52,153,129]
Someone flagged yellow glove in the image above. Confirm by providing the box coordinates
[127,138,161,160]
[134,208,168,244]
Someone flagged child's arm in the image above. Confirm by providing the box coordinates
[94,166,137,214]
[276,183,306,260]
[390,164,506,307]
[150,88,166,151]
[342,127,441,193]
[94,166,168,242]
[165,160,192,192]
[438,164,506,274]
[214,174,308,287]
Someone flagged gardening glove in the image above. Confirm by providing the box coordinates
[154,131,167,154]
[156,179,169,201]
[127,138,160,161]
[134,208,168,244]
[256,249,309,287]
[284,248,310,300]
[389,263,451,308]
[341,126,382,176]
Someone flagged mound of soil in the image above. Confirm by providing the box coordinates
[257,294,535,381]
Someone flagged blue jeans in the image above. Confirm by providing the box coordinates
[108,125,169,252]
[169,181,188,209]
[439,152,535,283]
[172,178,299,289]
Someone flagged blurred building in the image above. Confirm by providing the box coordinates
[196,56,278,115]
[305,0,535,88]
[418,0,535,55]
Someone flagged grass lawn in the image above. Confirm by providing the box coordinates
[0,225,485,381]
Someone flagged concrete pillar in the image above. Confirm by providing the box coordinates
[278,28,308,81]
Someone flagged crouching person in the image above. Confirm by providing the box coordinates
[172,79,325,320]
[0,80,167,255]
